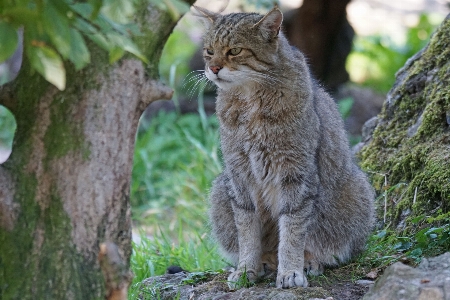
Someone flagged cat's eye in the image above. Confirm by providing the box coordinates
[229,48,242,56]
[205,49,214,55]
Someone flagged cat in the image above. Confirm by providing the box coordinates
[195,6,375,289]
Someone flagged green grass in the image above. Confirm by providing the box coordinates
[129,109,227,298]
[129,230,228,299]
[131,110,222,237]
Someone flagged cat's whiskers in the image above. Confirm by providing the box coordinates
[184,71,216,100]
[237,70,285,87]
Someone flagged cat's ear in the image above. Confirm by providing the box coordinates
[253,7,283,40]
[192,6,218,28]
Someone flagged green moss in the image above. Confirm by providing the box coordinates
[360,16,450,235]
[0,169,104,299]
[134,0,179,78]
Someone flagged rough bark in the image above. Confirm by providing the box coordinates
[358,14,450,232]
[0,1,193,298]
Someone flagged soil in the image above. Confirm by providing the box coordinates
[307,266,374,300]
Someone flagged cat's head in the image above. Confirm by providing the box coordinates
[195,7,283,90]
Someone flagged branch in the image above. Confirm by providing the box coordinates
[138,79,173,112]
[0,83,16,114]
[0,166,19,231]
[182,0,197,5]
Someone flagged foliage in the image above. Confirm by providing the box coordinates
[0,0,147,90]
[0,105,16,149]
[347,14,440,93]
[148,0,190,21]
[358,217,450,270]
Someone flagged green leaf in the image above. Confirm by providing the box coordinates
[106,32,148,63]
[87,32,113,51]
[28,45,66,90]
[88,0,103,19]
[42,4,71,59]
[101,0,134,23]
[164,0,190,21]
[1,7,38,27]
[108,46,125,64]
[68,28,90,70]
[0,21,18,63]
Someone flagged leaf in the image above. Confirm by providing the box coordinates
[108,46,125,64]
[88,0,104,19]
[163,0,190,21]
[42,4,71,59]
[101,0,134,23]
[1,7,39,27]
[0,21,18,63]
[74,18,112,51]
[88,32,113,51]
[28,45,66,90]
[68,28,91,70]
[410,215,425,224]
[375,230,387,239]
[106,32,148,63]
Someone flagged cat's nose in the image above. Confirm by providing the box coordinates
[209,65,222,75]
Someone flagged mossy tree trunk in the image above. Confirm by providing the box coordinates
[359,15,450,232]
[0,1,194,299]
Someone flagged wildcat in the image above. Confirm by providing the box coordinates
[195,6,374,289]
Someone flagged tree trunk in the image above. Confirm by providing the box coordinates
[284,0,353,91]
[358,14,450,232]
[0,1,193,298]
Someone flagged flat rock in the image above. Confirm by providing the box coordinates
[363,252,450,300]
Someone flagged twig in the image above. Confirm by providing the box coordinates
[384,174,388,224]
[413,187,418,205]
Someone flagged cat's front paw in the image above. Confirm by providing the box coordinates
[276,270,308,288]
[227,269,258,290]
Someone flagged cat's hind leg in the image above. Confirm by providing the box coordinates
[304,250,324,276]
[209,173,239,265]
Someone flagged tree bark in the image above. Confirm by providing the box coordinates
[0,1,193,298]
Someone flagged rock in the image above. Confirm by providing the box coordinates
[363,252,450,300]
[358,14,450,230]
[334,84,384,136]
[355,280,375,287]
[138,270,331,300]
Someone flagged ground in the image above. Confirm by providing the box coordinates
[138,263,381,300]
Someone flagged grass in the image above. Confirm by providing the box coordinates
[129,230,228,299]
[131,110,222,238]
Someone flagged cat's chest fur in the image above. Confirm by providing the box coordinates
[216,87,313,212]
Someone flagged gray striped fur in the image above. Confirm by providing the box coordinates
[197,6,374,289]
